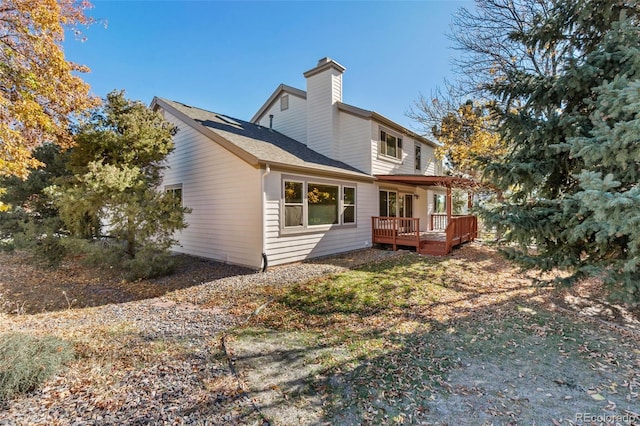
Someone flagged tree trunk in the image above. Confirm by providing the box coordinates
[126,212,136,258]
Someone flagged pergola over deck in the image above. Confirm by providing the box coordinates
[372,175,479,256]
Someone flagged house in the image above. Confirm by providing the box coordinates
[152,58,476,270]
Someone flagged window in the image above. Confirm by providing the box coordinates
[380,130,402,160]
[165,184,183,205]
[308,183,339,225]
[434,194,446,213]
[379,190,397,217]
[282,179,356,230]
[284,181,304,227]
[415,144,422,171]
[280,94,289,111]
[343,187,356,224]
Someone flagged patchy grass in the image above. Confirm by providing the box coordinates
[230,245,640,425]
[0,333,75,402]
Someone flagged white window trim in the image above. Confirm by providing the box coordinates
[378,128,403,163]
[281,176,357,235]
[165,183,183,206]
[343,186,356,225]
[283,179,305,229]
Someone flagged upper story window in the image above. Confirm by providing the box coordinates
[380,130,402,160]
[415,144,422,171]
[280,94,289,111]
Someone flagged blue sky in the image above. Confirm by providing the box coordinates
[64,1,473,130]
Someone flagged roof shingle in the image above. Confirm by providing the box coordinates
[154,98,371,179]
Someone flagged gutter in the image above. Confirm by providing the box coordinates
[260,163,271,272]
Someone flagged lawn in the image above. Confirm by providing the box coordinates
[226,246,640,425]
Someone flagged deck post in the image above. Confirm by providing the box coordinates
[392,217,397,251]
[446,186,452,223]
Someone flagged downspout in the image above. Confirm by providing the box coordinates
[260,163,271,272]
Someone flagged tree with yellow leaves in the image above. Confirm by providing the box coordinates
[432,100,503,179]
[409,96,503,179]
[0,0,97,179]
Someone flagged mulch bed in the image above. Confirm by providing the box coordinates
[0,251,252,315]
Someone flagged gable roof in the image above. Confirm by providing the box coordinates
[250,85,438,149]
[152,97,372,181]
[250,84,307,123]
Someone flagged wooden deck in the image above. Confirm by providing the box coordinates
[371,215,477,256]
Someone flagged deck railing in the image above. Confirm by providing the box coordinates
[447,215,478,246]
[373,214,478,255]
[431,213,448,230]
[371,217,420,251]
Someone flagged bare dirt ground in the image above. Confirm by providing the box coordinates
[0,251,252,314]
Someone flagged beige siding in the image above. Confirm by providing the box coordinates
[416,141,440,175]
[371,121,443,176]
[423,144,442,175]
[264,170,376,266]
[256,93,307,144]
[415,186,430,231]
[306,69,341,159]
[161,111,263,269]
[338,112,372,174]
[372,184,432,231]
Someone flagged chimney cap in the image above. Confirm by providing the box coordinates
[303,57,346,78]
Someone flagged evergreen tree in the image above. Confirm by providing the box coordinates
[48,90,190,278]
[0,143,70,255]
[478,0,640,302]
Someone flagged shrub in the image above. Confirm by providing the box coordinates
[74,240,177,281]
[33,233,67,268]
[122,247,177,281]
[0,238,15,253]
[0,333,75,402]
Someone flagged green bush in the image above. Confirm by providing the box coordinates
[0,238,15,253]
[122,247,177,280]
[33,233,67,268]
[75,239,176,281]
[0,333,75,402]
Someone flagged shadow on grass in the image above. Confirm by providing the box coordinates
[232,303,640,425]
[228,247,640,425]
